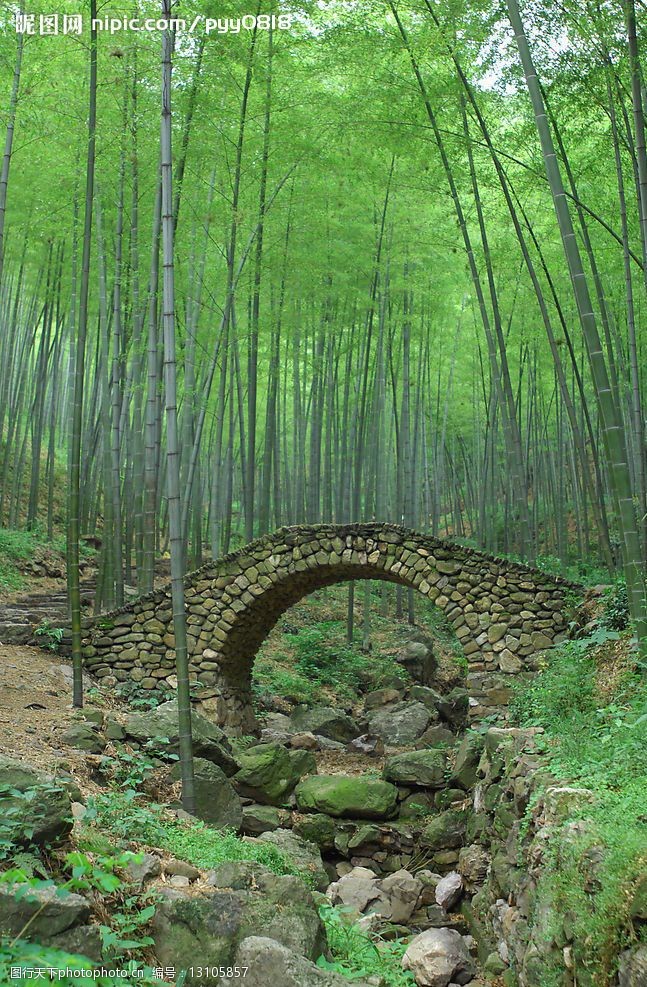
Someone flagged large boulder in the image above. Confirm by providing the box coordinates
[326,867,424,926]
[171,758,242,830]
[295,775,398,820]
[241,804,283,836]
[256,830,328,891]
[383,749,448,788]
[222,937,372,987]
[234,743,311,805]
[366,701,431,745]
[451,732,485,790]
[420,809,467,851]
[618,945,647,987]
[0,756,72,847]
[289,706,359,743]
[0,883,90,937]
[292,813,337,851]
[401,928,476,987]
[397,639,437,685]
[123,700,238,775]
[151,862,324,986]
[61,721,106,754]
[436,688,469,732]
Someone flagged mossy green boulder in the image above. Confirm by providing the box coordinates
[294,774,398,819]
[452,731,485,790]
[420,808,467,850]
[383,748,448,787]
[234,743,308,805]
[292,812,337,850]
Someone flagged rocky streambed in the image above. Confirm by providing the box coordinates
[1,671,645,987]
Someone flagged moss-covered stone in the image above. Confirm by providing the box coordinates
[420,808,467,851]
[234,743,305,805]
[382,748,448,788]
[295,775,398,820]
[292,813,336,850]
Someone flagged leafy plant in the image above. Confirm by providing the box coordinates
[0,782,70,859]
[317,901,415,986]
[99,737,178,790]
[0,940,162,986]
[34,620,64,652]
[601,579,630,632]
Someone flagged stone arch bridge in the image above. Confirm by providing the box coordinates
[80,524,580,732]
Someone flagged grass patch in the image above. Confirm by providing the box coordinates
[84,790,304,881]
[0,528,39,591]
[510,633,647,984]
[317,901,415,985]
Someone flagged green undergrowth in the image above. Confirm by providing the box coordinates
[0,525,94,593]
[0,528,41,591]
[0,940,163,986]
[317,902,415,985]
[253,617,410,706]
[510,632,647,984]
[251,580,466,709]
[83,790,303,881]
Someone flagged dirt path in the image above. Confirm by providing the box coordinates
[0,642,103,786]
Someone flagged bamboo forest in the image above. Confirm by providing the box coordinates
[0,2,646,986]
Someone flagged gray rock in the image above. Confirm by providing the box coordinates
[436,689,469,732]
[379,869,425,924]
[61,722,106,754]
[327,867,423,926]
[435,872,463,911]
[0,883,90,940]
[169,875,191,888]
[172,757,242,830]
[0,756,72,847]
[256,829,329,891]
[241,803,283,835]
[124,700,238,775]
[618,945,647,987]
[326,866,383,914]
[292,812,336,851]
[347,733,385,757]
[52,924,103,962]
[152,863,325,985]
[416,725,456,749]
[402,928,476,987]
[383,748,448,788]
[367,701,431,745]
[222,937,372,987]
[398,639,438,685]
[451,733,485,791]
[125,852,162,885]
[420,809,467,851]
[457,845,489,889]
[289,706,359,743]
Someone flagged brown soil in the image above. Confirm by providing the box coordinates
[0,642,106,792]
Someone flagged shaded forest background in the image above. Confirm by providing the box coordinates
[0,0,645,639]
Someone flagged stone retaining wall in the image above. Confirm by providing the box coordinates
[80,524,581,732]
